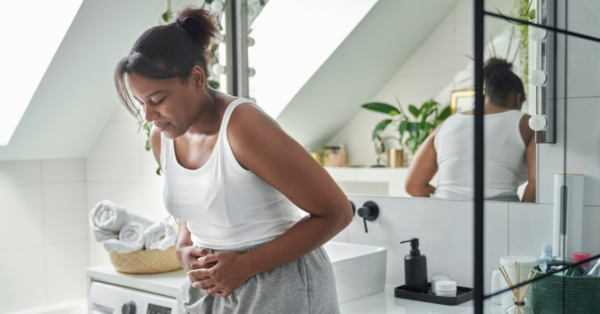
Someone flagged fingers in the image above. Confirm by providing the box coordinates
[192,278,216,289]
[187,268,213,282]
[189,247,212,257]
[198,253,219,263]
[205,286,228,296]
[188,261,217,270]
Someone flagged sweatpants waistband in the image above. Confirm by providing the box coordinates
[194,241,268,254]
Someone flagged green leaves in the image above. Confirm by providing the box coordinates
[361,102,400,116]
[398,120,408,137]
[408,105,420,118]
[372,119,392,140]
[362,98,452,155]
[528,9,536,21]
[208,80,220,89]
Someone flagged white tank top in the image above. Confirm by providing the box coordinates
[432,110,528,200]
[161,98,303,250]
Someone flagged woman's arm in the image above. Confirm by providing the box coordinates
[521,125,536,202]
[194,103,352,295]
[405,129,439,197]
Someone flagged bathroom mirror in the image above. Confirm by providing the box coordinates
[241,0,545,202]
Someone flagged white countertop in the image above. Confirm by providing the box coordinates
[86,266,503,314]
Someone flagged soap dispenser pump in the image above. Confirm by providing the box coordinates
[401,238,428,293]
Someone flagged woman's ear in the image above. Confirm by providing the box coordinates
[191,65,207,91]
[515,92,523,109]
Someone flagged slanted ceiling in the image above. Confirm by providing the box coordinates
[276,0,461,149]
[0,0,459,161]
[0,0,168,161]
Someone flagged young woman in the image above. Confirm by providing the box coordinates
[114,8,351,313]
[405,57,536,202]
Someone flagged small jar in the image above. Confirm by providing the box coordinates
[430,276,449,294]
[435,280,457,297]
[505,298,533,314]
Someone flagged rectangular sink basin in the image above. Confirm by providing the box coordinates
[323,241,387,304]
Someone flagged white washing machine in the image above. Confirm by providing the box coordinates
[86,265,186,314]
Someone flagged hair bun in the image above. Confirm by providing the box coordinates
[484,57,513,79]
[174,8,218,51]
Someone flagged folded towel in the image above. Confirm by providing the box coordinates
[89,200,153,242]
[144,221,177,250]
[103,222,146,253]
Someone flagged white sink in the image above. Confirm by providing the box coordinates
[323,241,387,304]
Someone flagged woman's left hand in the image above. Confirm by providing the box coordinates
[187,252,255,297]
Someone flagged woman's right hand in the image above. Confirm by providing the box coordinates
[177,245,217,282]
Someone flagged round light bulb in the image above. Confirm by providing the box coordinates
[529,70,547,86]
[529,26,548,41]
[211,0,224,12]
[212,63,226,75]
[529,114,547,131]
[247,6,256,18]
[248,67,256,77]
[248,37,255,47]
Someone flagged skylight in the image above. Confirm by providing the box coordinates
[0,0,83,146]
[248,0,378,118]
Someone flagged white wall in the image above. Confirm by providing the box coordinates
[0,159,88,313]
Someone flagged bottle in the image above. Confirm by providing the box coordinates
[535,243,554,273]
[505,298,533,314]
[401,238,428,293]
[573,252,591,273]
[586,258,600,276]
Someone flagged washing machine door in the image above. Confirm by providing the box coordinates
[89,281,177,314]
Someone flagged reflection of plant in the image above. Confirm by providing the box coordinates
[136,108,162,176]
[361,98,451,155]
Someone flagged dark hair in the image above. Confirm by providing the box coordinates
[483,57,526,105]
[114,7,219,120]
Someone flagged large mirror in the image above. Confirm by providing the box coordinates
[244,0,542,202]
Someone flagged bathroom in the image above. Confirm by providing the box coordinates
[1,0,598,313]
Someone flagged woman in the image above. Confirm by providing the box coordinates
[405,58,536,202]
[114,8,351,313]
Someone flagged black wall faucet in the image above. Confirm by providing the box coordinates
[357,201,379,233]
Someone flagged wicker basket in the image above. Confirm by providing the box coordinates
[530,262,600,314]
[109,245,182,274]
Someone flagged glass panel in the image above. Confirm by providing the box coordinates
[481,0,600,313]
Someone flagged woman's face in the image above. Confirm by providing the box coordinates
[127,68,205,139]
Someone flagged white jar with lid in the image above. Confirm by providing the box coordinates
[431,276,449,294]
[435,280,457,297]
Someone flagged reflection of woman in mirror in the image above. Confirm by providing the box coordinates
[114,8,349,313]
[406,57,535,202]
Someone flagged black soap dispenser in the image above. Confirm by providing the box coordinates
[401,238,428,293]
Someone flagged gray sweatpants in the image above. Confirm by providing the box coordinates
[177,242,341,314]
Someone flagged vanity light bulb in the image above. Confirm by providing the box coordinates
[529,70,547,86]
[529,27,548,41]
[248,67,256,77]
[529,114,547,131]
[248,37,255,47]
[247,6,257,18]
[211,0,224,12]
[212,63,226,75]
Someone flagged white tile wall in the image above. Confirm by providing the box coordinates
[44,241,88,303]
[344,195,509,294]
[0,245,47,313]
[0,158,86,312]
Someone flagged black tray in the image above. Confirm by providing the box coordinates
[394,283,474,306]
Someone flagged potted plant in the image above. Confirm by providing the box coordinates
[361,98,451,164]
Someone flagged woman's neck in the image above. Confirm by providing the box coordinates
[188,88,221,136]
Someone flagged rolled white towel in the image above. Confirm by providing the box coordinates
[144,221,177,250]
[103,222,146,253]
[89,200,153,242]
